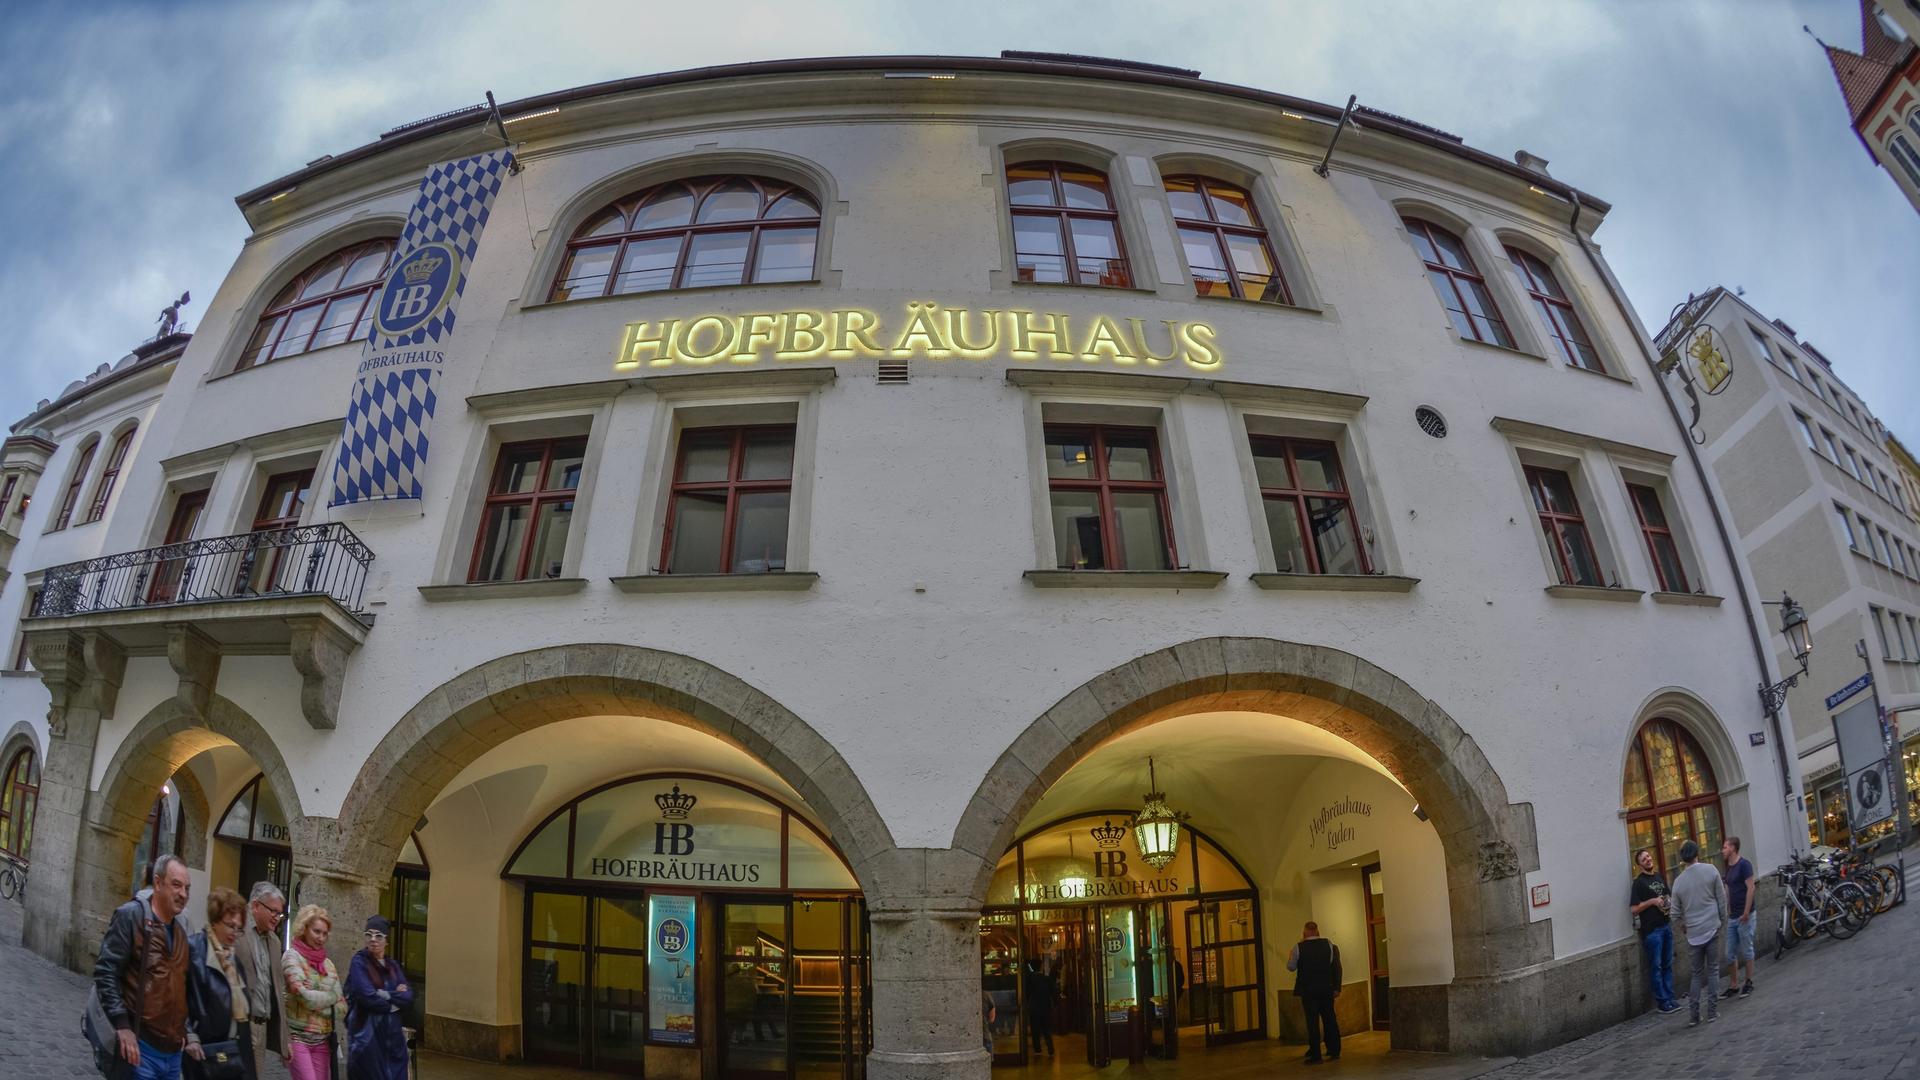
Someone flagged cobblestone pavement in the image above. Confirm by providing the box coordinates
[5,865,1915,1080]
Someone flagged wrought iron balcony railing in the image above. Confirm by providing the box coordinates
[32,522,374,619]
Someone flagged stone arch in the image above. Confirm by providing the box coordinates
[952,637,1547,989]
[523,147,844,301]
[333,644,895,893]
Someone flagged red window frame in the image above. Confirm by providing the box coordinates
[1623,719,1722,883]
[1402,217,1514,347]
[659,425,796,574]
[468,439,585,583]
[1006,161,1134,288]
[53,440,97,530]
[1248,435,1371,575]
[1043,424,1177,571]
[238,239,396,371]
[1626,483,1689,593]
[85,426,136,523]
[548,176,820,302]
[1504,247,1603,372]
[0,747,37,863]
[1524,465,1602,586]
[1163,174,1292,304]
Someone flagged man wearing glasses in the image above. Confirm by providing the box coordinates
[243,882,290,1070]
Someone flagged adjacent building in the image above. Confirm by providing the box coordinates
[2,54,1793,1078]
[1820,1,1920,213]
[1654,288,1920,847]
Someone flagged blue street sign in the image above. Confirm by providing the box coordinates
[1825,673,1873,711]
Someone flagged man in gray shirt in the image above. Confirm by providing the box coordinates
[1666,840,1727,1027]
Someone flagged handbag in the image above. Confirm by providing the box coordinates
[195,1039,247,1080]
[82,986,129,1078]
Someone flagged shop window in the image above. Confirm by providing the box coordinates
[1524,465,1602,586]
[469,438,584,582]
[1043,425,1175,571]
[0,747,38,864]
[1627,483,1689,593]
[84,426,136,524]
[660,426,794,575]
[1504,247,1603,371]
[238,239,396,371]
[549,176,819,302]
[378,834,431,1024]
[1401,217,1514,348]
[52,438,98,530]
[1622,719,1723,882]
[1163,175,1291,303]
[1248,435,1369,575]
[1006,161,1132,288]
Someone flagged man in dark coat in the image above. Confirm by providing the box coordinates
[94,854,194,1079]
[1286,921,1342,1064]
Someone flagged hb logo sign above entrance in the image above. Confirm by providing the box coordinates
[655,783,698,855]
[1092,818,1129,878]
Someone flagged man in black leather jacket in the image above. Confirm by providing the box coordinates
[94,855,193,1078]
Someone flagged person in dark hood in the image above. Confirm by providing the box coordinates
[344,916,414,1080]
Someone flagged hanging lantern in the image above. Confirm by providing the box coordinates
[1130,757,1190,872]
[1058,834,1088,898]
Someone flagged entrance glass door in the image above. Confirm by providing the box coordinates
[1363,864,1390,1030]
[593,897,649,1073]
[1141,902,1176,1059]
[1188,897,1263,1045]
[525,891,589,1068]
[719,900,789,1080]
[1094,904,1139,1063]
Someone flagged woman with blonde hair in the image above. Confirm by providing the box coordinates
[283,904,345,1080]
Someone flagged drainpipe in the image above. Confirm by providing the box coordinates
[1564,198,1802,845]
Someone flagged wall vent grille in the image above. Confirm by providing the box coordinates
[876,361,910,385]
[1415,406,1448,438]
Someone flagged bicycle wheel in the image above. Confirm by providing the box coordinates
[0,869,15,900]
[1826,882,1872,939]
[1855,874,1888,916]
[1777,902,1807,956]
[1873,865,1900,910]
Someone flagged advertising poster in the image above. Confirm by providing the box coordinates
[648,894,697,1044]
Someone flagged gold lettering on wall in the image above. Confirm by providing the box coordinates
[615,303,1224,371]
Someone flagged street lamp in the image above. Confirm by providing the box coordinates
[1759,593,1814,714]
[1130,757,1190,872]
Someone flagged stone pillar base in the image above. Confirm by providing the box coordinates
[866,1048,992,1080]
[1389,935,1643,1056]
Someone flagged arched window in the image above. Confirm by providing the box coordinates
[1888,132,1920,190]
[0,747,39,863]
[1164,175,1291,303]
[237,239,397,371]
[1504,247,1603,372]
[131,783,183,891]
[549,176,820,302]
[1622,719,1722,881]
[84,425,136,524]
[1006,161,1132,288]
[52,438,98,530]
[1402,217,1514,348]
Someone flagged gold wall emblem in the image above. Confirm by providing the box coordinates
[1686,328,1731,395]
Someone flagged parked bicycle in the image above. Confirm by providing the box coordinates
[1773,854,1873,959]
[0,854,25,901]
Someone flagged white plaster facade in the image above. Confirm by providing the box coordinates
[4,55,1798,1076]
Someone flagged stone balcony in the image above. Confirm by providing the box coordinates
[23,522,375,731]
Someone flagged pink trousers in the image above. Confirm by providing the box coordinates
[287,1038,332,1080]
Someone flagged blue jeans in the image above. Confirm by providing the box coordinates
[1640,925,1675,1007]
[1725,913,1756,964]
[133,1038,182,1080]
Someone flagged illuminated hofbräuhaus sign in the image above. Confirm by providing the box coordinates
[615,302,1224,371]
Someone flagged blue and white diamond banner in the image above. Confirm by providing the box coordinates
[329,149,514,506]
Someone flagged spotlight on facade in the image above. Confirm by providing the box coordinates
[1130,757,1190,872]
[1412,803,1429,822]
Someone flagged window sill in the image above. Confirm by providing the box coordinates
[418,578,589,602]
[1651,591,1724,608]
[1563,361,1635,386]
[1250,572,1418,593]
[1023,569,1227,589]
[1458,336,1546,363]
[0,669,39,679]
[1192,292,1325,317]
[1543,584,1644,603]
[611,572,818,594]
[516,279,827,314]
[1010,279,1160,297]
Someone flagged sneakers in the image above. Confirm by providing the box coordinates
[1687,1015,1700,1028]
[1707,1010,1719,1023]
[1720,987,1740,999]
[1739,983,1754,998]
[1658,1002,1682,1014]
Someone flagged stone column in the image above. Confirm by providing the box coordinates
[866,892,991,1080]
[21,630,124,969]
[291,816,387,976]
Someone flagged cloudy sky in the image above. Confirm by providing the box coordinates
[2,0,1915,441]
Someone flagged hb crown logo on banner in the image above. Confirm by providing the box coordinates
[330,150,514,507]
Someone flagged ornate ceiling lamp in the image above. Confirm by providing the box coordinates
[1130,757,1190,872]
